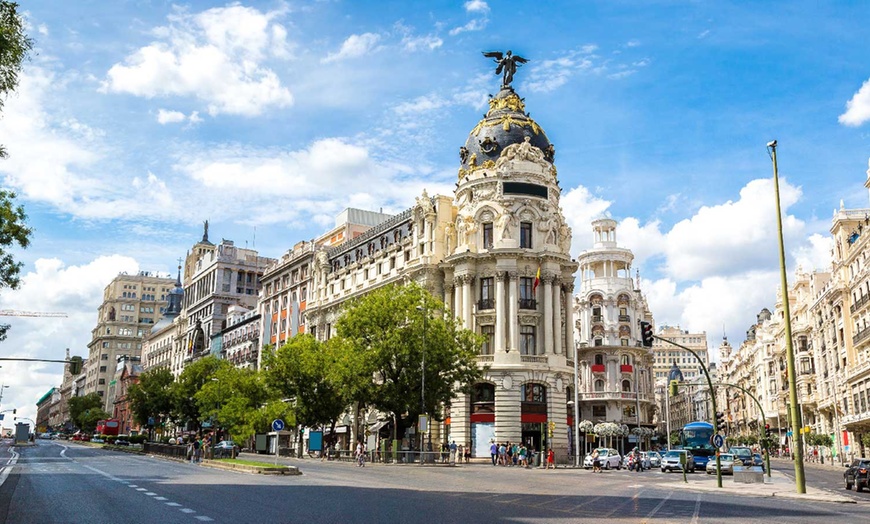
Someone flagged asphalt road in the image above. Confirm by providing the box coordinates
[771,457,870,503]
[1,440,869,523]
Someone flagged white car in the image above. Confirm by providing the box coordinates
[583,448,622,470]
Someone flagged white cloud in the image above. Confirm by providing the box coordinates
[37,23,49,36]
[157,109,186,124]
[102,4,293,116]
[793,233,834,272]
[402,34,443,52]
[839,78,870,126]
[559,185,612,257]
[0,255,140,424]
[464,0,489,12]
[523,48,595,93]
[322,33,381,64]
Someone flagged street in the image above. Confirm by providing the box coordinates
[771,457,866,503]
[1,440,868,523]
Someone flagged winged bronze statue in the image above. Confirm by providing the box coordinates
[483,50,529,88]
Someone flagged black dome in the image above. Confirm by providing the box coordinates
[460,87,552,170]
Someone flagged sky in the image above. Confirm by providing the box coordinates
[2,0,870,425]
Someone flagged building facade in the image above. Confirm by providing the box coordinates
[573,218,655,447]
[84,271,174,410]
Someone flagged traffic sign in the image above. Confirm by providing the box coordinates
[712,434,724,448]
[272,418,285,432]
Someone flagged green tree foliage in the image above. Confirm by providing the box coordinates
[171,356,230,432]
[127,367,174,428]
[68,393,110,433]
[262,335,348,450]
[332,282,484,440]
[195,364,291,444]
[0,1,33,158]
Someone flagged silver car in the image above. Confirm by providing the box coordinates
[705,453,735,475]
[661,450,695,473]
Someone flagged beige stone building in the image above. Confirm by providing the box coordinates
[84,271,174,410]
[141,266,184,373]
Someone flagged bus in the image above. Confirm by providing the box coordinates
[680,421,716,469]
[95,419,120,436]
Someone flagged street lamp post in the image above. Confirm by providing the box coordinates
[572,341,580,466]
[768,139,806,493]
[416,301,428,464]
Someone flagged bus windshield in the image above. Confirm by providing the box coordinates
[681,422,715,457]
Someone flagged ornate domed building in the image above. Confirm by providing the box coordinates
[445,82,577,458]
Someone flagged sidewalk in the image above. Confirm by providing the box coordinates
[665,468,855,504]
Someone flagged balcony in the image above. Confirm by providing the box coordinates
[475,355,494,363]
[841,410,870,427]
[591,364,605,373]
[519,299,537,310]
[477,298,494,310]
[850,293,870,314]
[520,355,548,364]
[853,327,870,346]
[592,315,603,322]
[618,315,631,322]
[579,391,652,402]
[620,364,633,373]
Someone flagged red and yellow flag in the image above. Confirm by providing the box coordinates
[533,266,541,293]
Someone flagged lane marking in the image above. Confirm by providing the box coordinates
[166,502,182,507]
[154,497,168,501]
[180,508,196,514]
[135,488,147,491]
[602,490,644,519]
[195,516,214,521]
[691,493,702,524]
[144,492,156,496]
[645,491,672,519]
[0,448,18,488]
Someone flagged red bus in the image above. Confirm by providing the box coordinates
[95,419,120,436]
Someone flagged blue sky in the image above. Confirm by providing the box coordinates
[2,0,870,422]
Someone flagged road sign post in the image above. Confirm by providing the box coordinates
[272,419,285,466]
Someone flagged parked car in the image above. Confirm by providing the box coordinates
[214,440,239,458]
[729,446,753,467]
[705,453,736,475]
[583,448,622,470]
[844,458,870,492]
[661,450,695,473]
[752,453,765,471]
[647,451,662,468]
[622,451,652,470]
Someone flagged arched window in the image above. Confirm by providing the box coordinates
[472,383,495,415]
[621,354,631,366]
[622,379,632,392]
[594,379,605,392]
[594,354,604,366]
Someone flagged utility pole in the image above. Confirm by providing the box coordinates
[768,140,806,493]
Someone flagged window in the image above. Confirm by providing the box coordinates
[479,277,494,309]
[592,306,602,322]
[482,222,493,249]
[98,378,105,385]
[621,354,631,365]
[520,222,532,248]
[622,380,632,392]
[520,325,536,355]
[594,379,605,392]
[99,366,107,372]
[473,383,495,414]
[592,405,606,418]
[519,277,535,309]
[480,325,495,355]
[522,383,546,403]
[594,354,604,366]
[101,354,108,360]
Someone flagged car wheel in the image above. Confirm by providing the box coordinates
[605,461,611,470]
[857,483,864,493]
[845,479,853,490]
[662,468,667,473]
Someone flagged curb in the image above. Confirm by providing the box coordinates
[663,482,856,504]
[200,460,301,476]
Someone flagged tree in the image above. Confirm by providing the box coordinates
[262,335,349,455]
[68,393,110,433]
[333,282,484,442]
[127,368,174,436]
[0,1,33,158]
[195,364,291,446]
[171,356,230,434]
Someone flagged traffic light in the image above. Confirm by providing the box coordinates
[669,379,679,397]
[764,424,771,438]
[68,356,83,375]
[715,411,725,429]
[640,321,654,347]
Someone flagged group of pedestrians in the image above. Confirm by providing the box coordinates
[187,434,211,463]
[489,441,536,468]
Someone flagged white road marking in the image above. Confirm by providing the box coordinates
[180,508,196,514]
[195,516,214,521]
[128,484,138,487]
[690,493,702,524]
[0,448,18,488]
[144,492,156,496]
[166,502,182,507]
[154,497,168,501]
[645,491,673,519]
[135,488,147,491]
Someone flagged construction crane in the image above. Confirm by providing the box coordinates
[0,310,68,318]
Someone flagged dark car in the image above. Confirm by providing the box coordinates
[729,446,753,466]
[844,458,870,492]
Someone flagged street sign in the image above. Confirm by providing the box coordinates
[418,414,429,434]
[712,434,724,448]
[272,419,285,432]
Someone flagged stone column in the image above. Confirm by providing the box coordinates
[463,275,474,332]
[444,278,454,318]
[509,272,519,353]
[495,375,522,444]
[553,277,562,356]
[565,282,575,356]
[543,274,554,355]
[495,271,506,352]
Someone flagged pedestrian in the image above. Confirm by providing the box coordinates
[449,440,457,463]
[498,442,507,466]
[187,440,194,463]
[506,441,514,466]
[355,440,365,467]
[591,449,601,473]
[464,443,471,464]
[192,436,201,463]
[547,447,555,470]
[519,444,528,468]
[490,441,498,466]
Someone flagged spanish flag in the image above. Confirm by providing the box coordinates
[533,266,541,293]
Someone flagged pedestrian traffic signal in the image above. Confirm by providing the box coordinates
[715,411,725,429]
[669,379,679,397]
[640,321,654,347]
